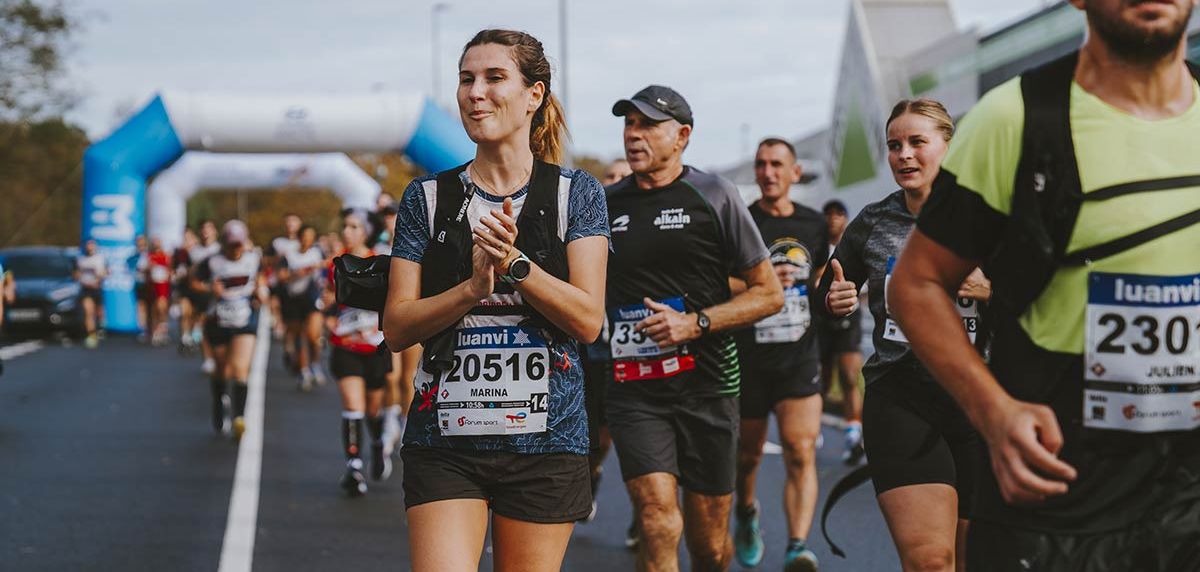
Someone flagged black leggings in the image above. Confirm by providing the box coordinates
[862,364,980,519]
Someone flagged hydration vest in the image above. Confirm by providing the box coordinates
[985,51,1200,318]
[419,160,571,373]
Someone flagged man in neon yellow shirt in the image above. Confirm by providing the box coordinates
[889,0,1200,569]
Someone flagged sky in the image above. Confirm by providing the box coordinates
[63,0,1050,171]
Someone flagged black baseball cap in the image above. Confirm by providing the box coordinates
[612,85,694,126]
[822,200,848,215]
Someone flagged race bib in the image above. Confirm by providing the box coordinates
[214,298,252,329]
[883,256,978,344]
[436,325,550,436]
[151,266,169,283]
[334,308,384,346]
[754,285,810,343]
[610,297,696,382]
[1083,272,1200,433]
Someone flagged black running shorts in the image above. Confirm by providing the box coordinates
[281,293,319,321]
[329,347,391,390]
[862,364,979,519]
[81,286,103,304]
[818,310,862,360]
[400,446,591,524]
[739,360,821,419]
[607,394,738,495]
[967,483,1200,571]
[204,309,260,346]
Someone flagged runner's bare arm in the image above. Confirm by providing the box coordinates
[507,236,608,344]
[638,258,783,346]
[382,250,493,352]
[889,229,1077,504]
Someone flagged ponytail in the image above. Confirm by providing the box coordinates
[532,92,569,165]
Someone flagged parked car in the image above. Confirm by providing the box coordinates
[0,247,85,337]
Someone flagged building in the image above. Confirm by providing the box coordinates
[723,0,1200,214]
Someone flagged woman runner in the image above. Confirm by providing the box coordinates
[191,220,266,440]
[383,29,609,571]
[816,99,990,572]
[279,225,327,391]
[327,209,393,495]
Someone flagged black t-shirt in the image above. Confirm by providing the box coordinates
[734,201,829,370]
[605,167,769,399]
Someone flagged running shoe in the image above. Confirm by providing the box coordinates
[312,365,329,387]
[842,424,865,466]
[232,416,246,441]
[734,500,765,568]
[84,335,99,349]
[370,440,392,481]
[202,357,216,375]
[625,519,640,550]
[340,459,368,497]
[783,540,819,572]
[298,368,314,393]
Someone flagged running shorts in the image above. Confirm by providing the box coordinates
[187,290,211,313]
[329,347,391,390]
[400,446,591,524]
[607,394,738,495]
[967,481,1200,571]
[81,286,103,304]
[281,292,319,321]
[862,363,979,519]
[818,310,863,360]
[739,360,821,419]
[203,308,260,346]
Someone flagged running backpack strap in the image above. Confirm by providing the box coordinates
[820,464,872,558]
[420,163,472,373]
[514,160,569,282]
[984,52,1081,319]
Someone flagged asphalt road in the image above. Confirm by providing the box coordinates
[0,332,898,571]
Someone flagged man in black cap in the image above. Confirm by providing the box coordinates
[604,85,784,571]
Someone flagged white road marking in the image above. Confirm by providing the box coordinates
[0,340,44,361]
[217,314,272,572]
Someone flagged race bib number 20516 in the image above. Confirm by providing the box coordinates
[437,325,550,436]
[1084,272,1200,433]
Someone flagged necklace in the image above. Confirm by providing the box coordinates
[469,163,531,197]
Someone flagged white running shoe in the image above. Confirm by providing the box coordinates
[202,358,215,374]
[299,368,314,393]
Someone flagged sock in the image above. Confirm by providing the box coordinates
[737,501,758,519]
[232,382,248,417]
[367,415,384,446]
[846,420,862,433]
[341,411,365,460]
[210,378,227,400]
[787,537,807,551]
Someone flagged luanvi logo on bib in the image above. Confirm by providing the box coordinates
[654,208,691,230]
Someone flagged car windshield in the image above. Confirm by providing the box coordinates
[2,254,74,279]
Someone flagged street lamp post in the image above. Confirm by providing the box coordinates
[431,3,450,108]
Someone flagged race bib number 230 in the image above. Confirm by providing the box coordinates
[1084,272,1200,433]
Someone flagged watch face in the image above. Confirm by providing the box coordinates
[510,258,532,280]
[698,314,710,329]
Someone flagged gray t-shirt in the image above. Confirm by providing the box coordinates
[816,190,919,384]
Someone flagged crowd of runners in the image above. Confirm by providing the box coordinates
[44,1,1200,570]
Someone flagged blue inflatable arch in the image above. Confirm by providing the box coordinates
[83,91,474,332]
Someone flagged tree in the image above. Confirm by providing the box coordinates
[0,0,76,122]
[0,118,89,246]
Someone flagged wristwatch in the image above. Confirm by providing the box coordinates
[498,252,533,284]
[695,310,711,336]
